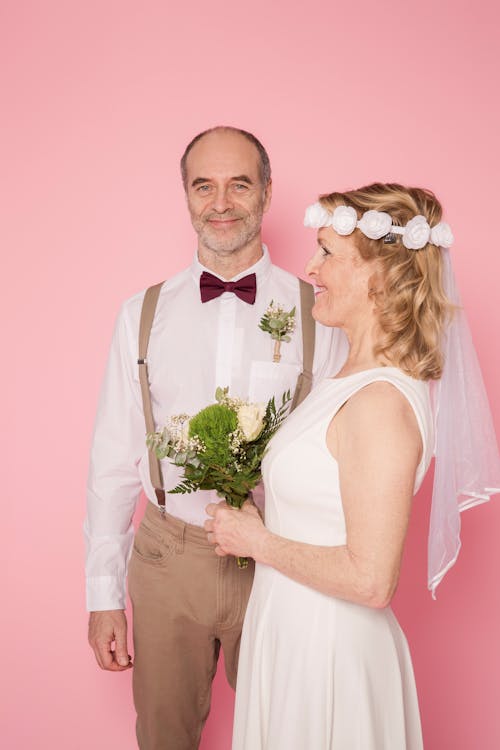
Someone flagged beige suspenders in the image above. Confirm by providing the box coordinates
[137,278,316,510]
[137,282,166,507]
[289,279,315,411]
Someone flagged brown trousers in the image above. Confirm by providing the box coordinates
[128,502,255,750]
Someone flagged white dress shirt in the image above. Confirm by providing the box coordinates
[84,247,348,610]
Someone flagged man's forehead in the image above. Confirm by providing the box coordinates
[185,131,260,178]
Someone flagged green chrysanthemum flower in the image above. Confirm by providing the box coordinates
[188,403,238,465]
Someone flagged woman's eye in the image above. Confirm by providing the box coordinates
[320,246,331,257]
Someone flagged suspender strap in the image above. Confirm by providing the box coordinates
[290,279,316,412]
[138,282,166,507]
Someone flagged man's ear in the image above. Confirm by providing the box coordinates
[263,180,273,213]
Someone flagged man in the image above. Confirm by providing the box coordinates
[85,126,346,749]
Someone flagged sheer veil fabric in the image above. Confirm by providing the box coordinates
[429,248,500,596]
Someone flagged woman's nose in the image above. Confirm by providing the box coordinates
[305,252,319,278]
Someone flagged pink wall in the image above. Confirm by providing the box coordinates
[2,1,499,748]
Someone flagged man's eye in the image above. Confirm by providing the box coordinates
[197,185,211,193]
[234,184,248,191]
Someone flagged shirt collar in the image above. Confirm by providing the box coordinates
[190,244,272,286]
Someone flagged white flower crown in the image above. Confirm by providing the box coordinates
[304,202,454,250]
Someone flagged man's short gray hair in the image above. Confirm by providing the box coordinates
[180,126,272,190]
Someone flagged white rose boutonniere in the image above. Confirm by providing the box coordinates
[259,301,297,363]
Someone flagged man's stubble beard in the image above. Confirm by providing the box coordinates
[192,207,265,256]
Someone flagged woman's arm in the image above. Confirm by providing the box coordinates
[206,381,422,608]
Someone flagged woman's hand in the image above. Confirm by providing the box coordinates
[205,500,268,560]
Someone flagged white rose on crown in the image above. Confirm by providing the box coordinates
[357,210,393,240]
[403,215,431,249]
[303,203,332,228]
[332,205,358,235]
[237,403,266,442]
[430,222,454,248]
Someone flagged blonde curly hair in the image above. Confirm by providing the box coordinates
[319,183,454,380]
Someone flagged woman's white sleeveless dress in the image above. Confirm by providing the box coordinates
[232,368,434,750]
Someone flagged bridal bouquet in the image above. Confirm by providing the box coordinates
[146,387,292,567]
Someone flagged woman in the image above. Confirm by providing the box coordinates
[205,183,500,749]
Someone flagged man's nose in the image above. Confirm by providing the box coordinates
[211,187,234,213]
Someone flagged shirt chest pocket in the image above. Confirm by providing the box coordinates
[248,360,302,404]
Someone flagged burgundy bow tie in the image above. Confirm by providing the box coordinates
[199,271,257,304]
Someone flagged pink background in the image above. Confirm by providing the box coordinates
[2,1,499,748]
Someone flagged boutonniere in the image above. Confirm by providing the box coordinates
[259,301,296,363]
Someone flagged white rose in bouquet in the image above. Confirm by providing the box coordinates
[237,403,266,442]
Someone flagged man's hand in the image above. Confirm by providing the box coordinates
[88,610,132,671]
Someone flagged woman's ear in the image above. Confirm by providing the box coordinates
[367,269,383,300]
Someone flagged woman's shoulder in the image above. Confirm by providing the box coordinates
[334,368,434,480]
[341,376,419,430]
